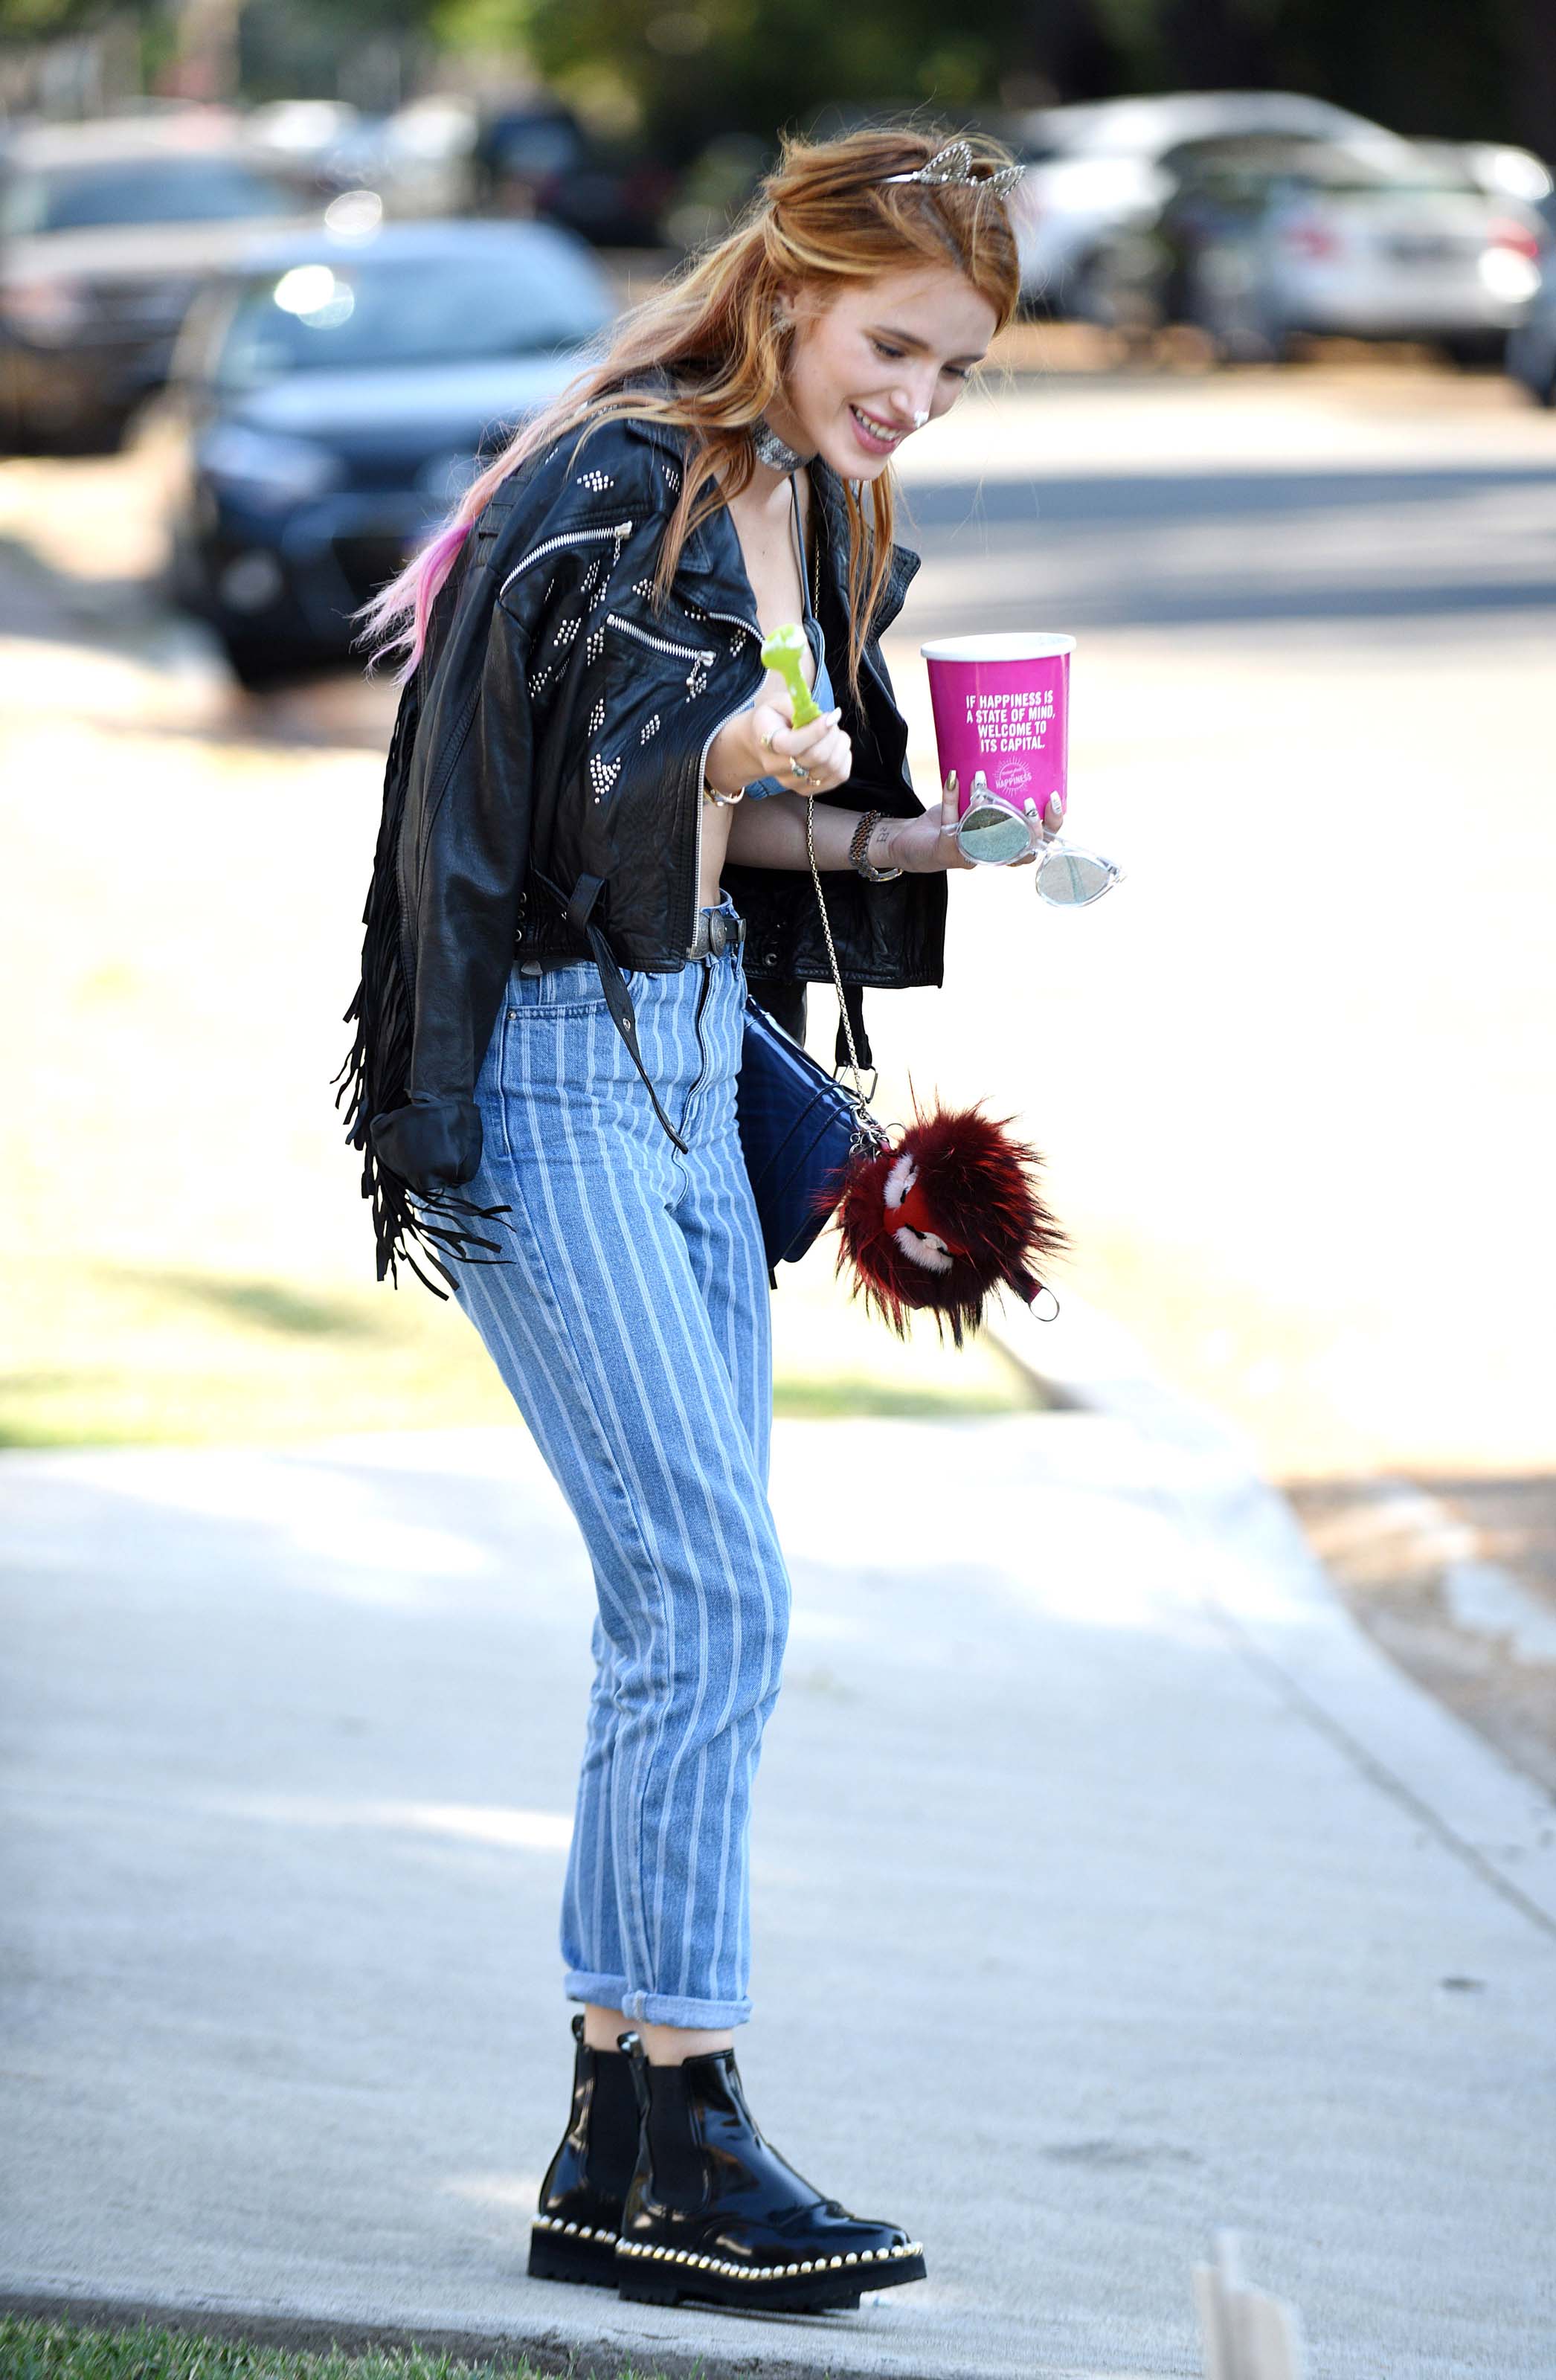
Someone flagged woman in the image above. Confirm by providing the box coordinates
[340,120,1026,2315]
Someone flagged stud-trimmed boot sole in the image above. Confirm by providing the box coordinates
[528,2215,620,2289]
[615,2235,926,2313]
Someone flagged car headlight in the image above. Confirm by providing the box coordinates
[199,423,347,511]
[1479,246,1542,303]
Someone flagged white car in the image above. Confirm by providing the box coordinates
[994,89,1406,316]
[1177,147,1546,364]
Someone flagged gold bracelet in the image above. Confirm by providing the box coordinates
[702,774,746,806]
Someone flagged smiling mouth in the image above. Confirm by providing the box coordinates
[849,403,908,449]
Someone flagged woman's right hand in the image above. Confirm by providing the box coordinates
[707,694,852,797]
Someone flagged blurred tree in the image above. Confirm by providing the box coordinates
[428,0,1035,161]
[0,0,114,31]
[1,0,1548,170]
[1155,0,1514,138]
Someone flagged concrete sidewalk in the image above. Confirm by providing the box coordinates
[2,1319,1553,2379]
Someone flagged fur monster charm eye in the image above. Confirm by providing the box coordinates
[835,1104,1066,1345]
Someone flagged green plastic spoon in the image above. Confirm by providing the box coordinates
[759,623,822,728]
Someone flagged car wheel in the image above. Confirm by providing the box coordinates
[1068,249,1127,328]
[220,632,296,692]
[1441,332,1508,370]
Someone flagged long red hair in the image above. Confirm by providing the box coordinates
[352,119,1022,710]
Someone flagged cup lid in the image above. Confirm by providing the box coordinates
[919,633,1076,660]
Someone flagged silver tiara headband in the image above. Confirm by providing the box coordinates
[881,138,1024,199]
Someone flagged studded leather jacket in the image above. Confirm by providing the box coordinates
[337,370,944,1285]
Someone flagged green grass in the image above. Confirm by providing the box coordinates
[772,1369,1032,1419]
[0,1257,1041,1453]
[0,2314,678,2380]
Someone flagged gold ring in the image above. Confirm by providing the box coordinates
[760,728,777,753]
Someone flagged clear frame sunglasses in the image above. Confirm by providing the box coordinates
[951,771,1125,907]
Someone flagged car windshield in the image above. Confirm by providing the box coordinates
[1297,176,1479,199]
[1169,139,1482,209]
[1262,147,1478,199]
[0,155,306,235]
[213,251,610,384]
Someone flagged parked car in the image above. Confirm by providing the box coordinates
[1505,239,1556,403]
[1411,140,1553,213]
[978,90,1407,319]
[147,216,616,681]
[1103,137,1546,364]
[314,97,479,219]
[470,98,673,245]
[0,115,333,451]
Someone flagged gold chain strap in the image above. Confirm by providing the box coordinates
[800,489,883,1114]
[804,790,871,1099]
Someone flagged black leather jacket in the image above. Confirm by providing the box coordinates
[337,371,944,1286]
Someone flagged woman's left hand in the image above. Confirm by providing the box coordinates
[873,776,972,873]
[878,778,1044,875]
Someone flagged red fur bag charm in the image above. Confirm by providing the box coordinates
[794,786,1067,1344]
[835,1101,1067,1345]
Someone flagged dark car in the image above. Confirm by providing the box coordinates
[470,99,673,246]
[0,115,331,452]
[147,216,616,682]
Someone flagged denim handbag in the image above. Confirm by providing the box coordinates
[736,994,885,1273]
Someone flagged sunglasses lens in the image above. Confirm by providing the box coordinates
[1037,849,1116,905]
[958,803,1033,866]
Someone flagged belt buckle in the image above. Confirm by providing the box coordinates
[696,910,745,959]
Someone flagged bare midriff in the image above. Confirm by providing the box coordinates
[697,464,820,911]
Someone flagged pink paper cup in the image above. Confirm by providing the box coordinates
[920,633,1075,832]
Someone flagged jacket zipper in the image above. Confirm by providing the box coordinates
[498,518,633,601]
[679,955,716,1148]
[698,605,763,649]
[604,613,716,669]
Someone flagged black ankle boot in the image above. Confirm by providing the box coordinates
[528,2013,643,2289]
[614,2033,925,2314]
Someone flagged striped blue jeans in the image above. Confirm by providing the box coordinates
[446,903,790,2027]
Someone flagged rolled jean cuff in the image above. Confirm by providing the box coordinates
[565,1969,753,2028]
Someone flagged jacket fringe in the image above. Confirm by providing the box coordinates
[332,671,510,1297]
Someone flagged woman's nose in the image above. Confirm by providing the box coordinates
[884,372,939,427]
